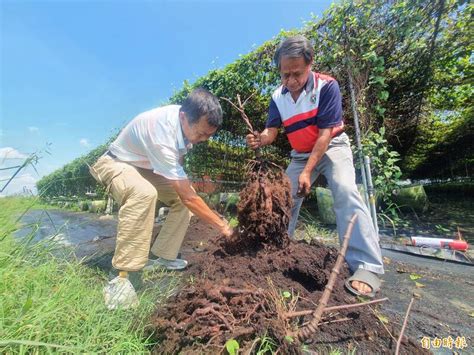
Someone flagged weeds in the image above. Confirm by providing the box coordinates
[298,208,338,243]
[256,334,278,354]
[0,197,178,353]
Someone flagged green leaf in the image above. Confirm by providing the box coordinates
[21,294,33,315]
[374,105,386,116]
[377,314,389,324]
[378,90,389,100]
[362,50,377,62]
[225,339,240,355]
[409,273,422,281]
[284,335,294,343]
[282,291,291,299]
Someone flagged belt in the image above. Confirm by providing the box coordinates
[106,150,117,159]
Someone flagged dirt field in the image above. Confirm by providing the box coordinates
[19,209,473,354]
[149,220,430,354]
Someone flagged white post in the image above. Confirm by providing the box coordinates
[364,156,379,235]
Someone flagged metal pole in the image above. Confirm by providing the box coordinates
[0,158,30,193]
[364,156,379,234]
[347,72,370,207]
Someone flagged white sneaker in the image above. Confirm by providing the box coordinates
[103,276,139,310]
[143,257,188,271]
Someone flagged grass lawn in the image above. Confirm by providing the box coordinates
[0,197,175,353]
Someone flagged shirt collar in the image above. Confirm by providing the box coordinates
[282,71,315,95]
[177,111,187,150]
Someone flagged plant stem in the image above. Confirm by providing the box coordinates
[285,297,389,318]
[395,297,415,355]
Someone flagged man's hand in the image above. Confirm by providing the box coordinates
[296,128,333,198]
[297,170,312,197]
[219,221,234,237]
[246,131,261,150]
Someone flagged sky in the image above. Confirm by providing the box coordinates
[0,0,334,196]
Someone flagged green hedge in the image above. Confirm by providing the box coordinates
[37,0,471,198]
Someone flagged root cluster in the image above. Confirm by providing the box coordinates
[232,159,293,251]
[152,280,294,354]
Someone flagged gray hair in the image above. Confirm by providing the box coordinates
[273,35,314,69]
[180,88,223,127]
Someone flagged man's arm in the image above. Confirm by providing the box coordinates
[246,127,278,149]
[297,127,333,196]
[170,179,233,236]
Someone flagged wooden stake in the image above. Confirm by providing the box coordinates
[293,214,358,341]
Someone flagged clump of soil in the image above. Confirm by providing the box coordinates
[149,161,426,354]
[225,159,293,253]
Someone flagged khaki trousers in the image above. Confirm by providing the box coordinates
[91,155,191,271]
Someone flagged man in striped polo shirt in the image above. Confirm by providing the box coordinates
[247,36,384,297]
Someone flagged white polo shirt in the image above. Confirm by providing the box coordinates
[109,105,189,180]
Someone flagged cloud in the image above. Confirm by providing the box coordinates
[0,147,28,160]
[28,126,40,133]
[0,172,38,197]
[79,138,91,148]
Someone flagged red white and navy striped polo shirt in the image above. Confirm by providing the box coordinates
[266,72,344,153]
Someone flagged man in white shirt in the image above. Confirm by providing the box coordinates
[91,88,233,280]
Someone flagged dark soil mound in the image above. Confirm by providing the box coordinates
[149,161,426,354]
[150,237,424,354]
